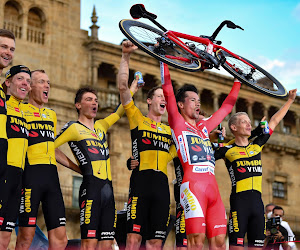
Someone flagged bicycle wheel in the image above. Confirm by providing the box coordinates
[119,19,201,72]
[216,50,287,98]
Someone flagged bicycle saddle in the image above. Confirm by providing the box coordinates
[130,4,157,20]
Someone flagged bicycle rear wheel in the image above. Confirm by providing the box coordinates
[216,50,287,98]
[119,19,201,72]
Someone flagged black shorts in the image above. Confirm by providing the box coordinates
[228,191,265,247]
[174,202,187,247]
[0,138,8,209]
[0,165,22,232]
[18,164,66,231]
[79,176,116,240]
[127,170,170,241]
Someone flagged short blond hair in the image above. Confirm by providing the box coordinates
[228,112,249,133]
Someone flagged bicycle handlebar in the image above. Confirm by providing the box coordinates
[211,20,244,41]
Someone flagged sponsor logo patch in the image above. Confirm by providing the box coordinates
[237,238,243,245]
[133,224,141,232]
[87,230,96,237]
[28,217,36,225]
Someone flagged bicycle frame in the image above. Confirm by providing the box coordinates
[164,30,256,70]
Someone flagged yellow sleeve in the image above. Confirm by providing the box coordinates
[123,100,143,130]
[96,104,124,133]
[169,144,178,159]
[54,122,78,148]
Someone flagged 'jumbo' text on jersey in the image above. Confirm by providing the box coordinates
[6,95,28,169]
[23,103,57,166]
[214,131,272,194]
[55,105,124,180]
[124,100,176,176]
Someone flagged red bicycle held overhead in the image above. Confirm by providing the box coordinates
[119,4,287,98]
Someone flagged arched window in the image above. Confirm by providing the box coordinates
[3,1,22,38]
[27,7,45,44]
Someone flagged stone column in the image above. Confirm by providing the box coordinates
[263,104,270,121]
[295,114,300,136]
[212,92,220,112]
[91,63,98,86]
[246,100,254,124]
[280,120,284,133]
[22,12,28,41]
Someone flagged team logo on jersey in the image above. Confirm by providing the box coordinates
[91,133,97,138]
[0,99,4,107]
[88,148,99,154]
[29,131,39,137]
[0,217,3,225]
[11,125,20,132]
[191,145,202,152]
[14,107,20,112]
[81,201,85,208]
[239,151,246,155]
[33,112,40,117]
[183,239,187,245]
[202,127,208,137]
[142,138,151,145]
[151,124,156,129]
[237,167,246,173]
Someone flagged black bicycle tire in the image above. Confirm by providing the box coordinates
[216,50,287,98]
[119,19,202,72]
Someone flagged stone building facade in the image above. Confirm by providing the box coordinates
[1,0,299,248]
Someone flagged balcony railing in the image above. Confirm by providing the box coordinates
[96,87,120,109]
[3,21,22,39]
[27,26,45,44]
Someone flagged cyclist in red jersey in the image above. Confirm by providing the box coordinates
[160,62,241,249]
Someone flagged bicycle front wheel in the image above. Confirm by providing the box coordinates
[119,19,201,72]
[216,50,287,98]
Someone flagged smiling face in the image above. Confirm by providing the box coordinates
[75,92,98,119]
[6,72,31,100]
[231,114,252,136]
[178,91,201,120]
[29,71,50,107]
[0,36,15,71]
[147,88,166,116]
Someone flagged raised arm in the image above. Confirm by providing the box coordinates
[160,62,180,127]
[117,40,138,106]
[205,79,241,133]
[55,148,82,174]
[269,89,297,131]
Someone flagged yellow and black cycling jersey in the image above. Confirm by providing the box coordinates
[55,104,124,181]
[214,133,271,194]
[22,103,57,166]
[0,84,7,140]
[6,95,28,170]
[124,100,176,176]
